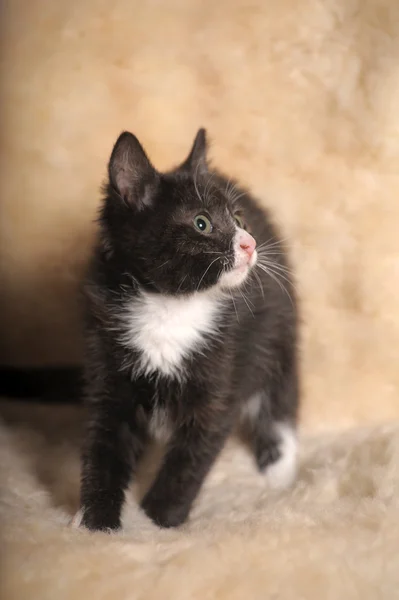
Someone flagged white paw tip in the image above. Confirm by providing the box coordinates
[265,424,298,490]
[69,509,83,528]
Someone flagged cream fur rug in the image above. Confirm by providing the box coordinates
[1,400,398,599]
[1,0,399,597]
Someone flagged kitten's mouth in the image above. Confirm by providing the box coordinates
[219,249,257,290]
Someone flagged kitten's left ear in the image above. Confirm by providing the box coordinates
[179,128,208,174]
[108,131,159,209]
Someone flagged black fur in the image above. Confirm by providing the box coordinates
[79,129,299,531]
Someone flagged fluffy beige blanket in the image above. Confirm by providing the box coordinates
[1,401,399,599]
[1,0,399,597]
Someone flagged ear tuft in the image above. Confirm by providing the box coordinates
[179,128,208,174]
[108,131,158,208]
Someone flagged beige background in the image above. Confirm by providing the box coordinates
[1,0,399,431]
[1,3,399,598]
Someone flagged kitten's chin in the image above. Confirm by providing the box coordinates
[218,264,251,290]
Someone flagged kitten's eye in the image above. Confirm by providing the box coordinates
[194,215,213,234]
[234,214,245,229]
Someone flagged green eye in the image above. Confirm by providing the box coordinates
[234,214,245,229]
[194,214,213,234]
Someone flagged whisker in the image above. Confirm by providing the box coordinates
[153,259,170,271]
[177,274,188,292]
[257,252,288,260]
[229,289,239,323]
[239,288,255,317]
[225,178,235,201]
[252,268,265,299]
[256,260,293,281]
[256,259,292,275]
[256,236,292,251]
[256,253,292,268]
[225,180,248,207]
[196,256,222,291]
[257,266,293,305]
[229,190,247,205]
[256,264,295,307]
[256,248,287,256]
[255,237,278,250]
[242,282,255,307]
[257,264,294,288]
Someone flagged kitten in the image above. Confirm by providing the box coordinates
[79,128,299,531]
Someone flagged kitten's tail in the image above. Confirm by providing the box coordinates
[0,365,83,403]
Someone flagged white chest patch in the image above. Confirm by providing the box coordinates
[121,290,222,378]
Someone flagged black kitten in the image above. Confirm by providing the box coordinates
[79,128,299,531]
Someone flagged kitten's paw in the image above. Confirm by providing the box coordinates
[77,506,121,532]
[69,509,83,528]
[259,423,298,490]
[141,494,190,528]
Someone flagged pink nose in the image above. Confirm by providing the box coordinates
[239,231,256,258]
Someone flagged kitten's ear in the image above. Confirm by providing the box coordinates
[108,131,159,208]
[179,128,208,174]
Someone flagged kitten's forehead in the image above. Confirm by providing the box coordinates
[169,172,230,212]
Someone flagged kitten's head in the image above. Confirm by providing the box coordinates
[100,129,257,295]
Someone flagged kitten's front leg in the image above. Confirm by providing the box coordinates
[141,405,233,528]
[80,378,148,532]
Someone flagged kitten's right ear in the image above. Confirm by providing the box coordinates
[108,131,159,209]
[179,128,208,175]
